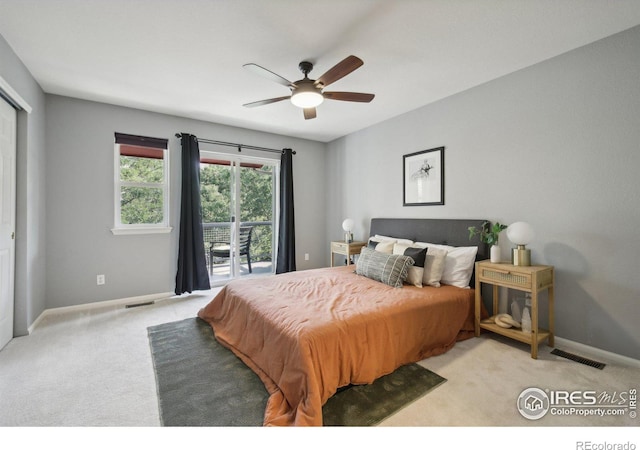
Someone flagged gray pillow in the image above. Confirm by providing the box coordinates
[355,247,414,288]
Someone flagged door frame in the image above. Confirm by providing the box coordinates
[200,150,280,282]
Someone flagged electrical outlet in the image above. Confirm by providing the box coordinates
[304,253,310,261]
[97,274,105,285]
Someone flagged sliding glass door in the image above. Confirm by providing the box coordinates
[200,151,278,284]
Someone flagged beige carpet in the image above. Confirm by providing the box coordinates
[0,288,638,445]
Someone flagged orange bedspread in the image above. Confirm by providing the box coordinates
[197,265,475,426]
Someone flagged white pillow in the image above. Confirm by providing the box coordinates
[423,247,448,287]
[416,242,478,288]
[374,234,414,246]
[367,238,394,254]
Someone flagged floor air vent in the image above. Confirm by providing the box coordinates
[551,348,606,370]
[125,301,155,309]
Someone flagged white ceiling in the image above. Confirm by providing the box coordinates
[2,0,640,143]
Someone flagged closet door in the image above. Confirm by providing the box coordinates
[0,97,16,350]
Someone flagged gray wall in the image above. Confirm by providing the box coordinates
[326,26,640,360]
[0,34,47,336]
[45,95,326,308]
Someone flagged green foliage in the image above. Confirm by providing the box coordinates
[468,221,508,246]
[121,186,164,224]
[239,167,273,225]
[200,164,232,223]
[200,164,273,224]
[120,155,163,183]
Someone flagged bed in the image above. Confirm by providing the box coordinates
[197,218,489,426]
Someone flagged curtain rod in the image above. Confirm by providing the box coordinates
[174,133,295,155]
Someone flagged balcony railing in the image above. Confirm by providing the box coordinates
[202,221,273,274]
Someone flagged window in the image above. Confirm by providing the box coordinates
[112,132,171,235]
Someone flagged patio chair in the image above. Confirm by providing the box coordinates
[209,226,253,274]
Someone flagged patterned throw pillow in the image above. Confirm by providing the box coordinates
[355,247,414,288]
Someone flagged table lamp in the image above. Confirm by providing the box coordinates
[342,218,354,243]
[507,222,535,266]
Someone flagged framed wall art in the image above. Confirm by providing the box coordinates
[403,146,445,206]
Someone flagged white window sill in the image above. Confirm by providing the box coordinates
[111,226,173,236]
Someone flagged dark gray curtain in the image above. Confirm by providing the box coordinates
[276,148,296,273]
[175,133,211,294]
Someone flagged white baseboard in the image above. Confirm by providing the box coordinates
[554,336,640,369]
[28,291,175,334]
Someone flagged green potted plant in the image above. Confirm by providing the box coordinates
[468,221,508,263]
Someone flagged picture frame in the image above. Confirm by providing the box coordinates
[403,146,445,206]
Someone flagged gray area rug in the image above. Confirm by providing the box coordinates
[147,317,446,426]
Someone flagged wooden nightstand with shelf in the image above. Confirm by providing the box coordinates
[474,260,555,359]
[330,241,367,267]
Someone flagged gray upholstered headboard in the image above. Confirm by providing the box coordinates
[369,218,487,256]
[369,218,489,285]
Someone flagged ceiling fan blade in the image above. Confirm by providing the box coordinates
[315,55,363,88]
[243,63,296,88]
[243,96,291,108]
[323,91,375,103]
[303,108,317,120]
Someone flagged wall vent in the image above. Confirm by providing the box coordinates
[551,348,606,370]
[125,301,155,309]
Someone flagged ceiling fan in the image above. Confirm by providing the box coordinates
[242,55,375,120]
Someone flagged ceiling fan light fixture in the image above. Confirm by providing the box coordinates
[291,91,323,108]
[290,82,324,108]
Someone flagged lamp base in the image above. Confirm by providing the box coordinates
[344,232,353,243]
[512,247,531,266]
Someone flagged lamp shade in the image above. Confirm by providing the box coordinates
[342,218,354,232]
[506,222,535,246]
[507,222,534,266]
